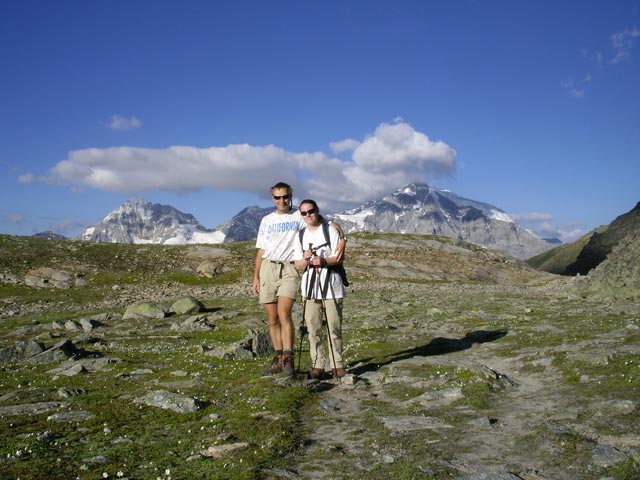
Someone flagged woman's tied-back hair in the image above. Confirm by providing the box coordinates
[299,198,325,224]
[271,182,293,207]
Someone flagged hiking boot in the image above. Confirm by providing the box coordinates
[282,353,294,376]
[262,355,282,375]
[333,368,346,378]
[309,368,326,380]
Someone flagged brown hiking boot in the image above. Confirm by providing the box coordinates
[310,368,328,380]
[333,368,346,378]
[282,353,294,376]
[262,354,282,375]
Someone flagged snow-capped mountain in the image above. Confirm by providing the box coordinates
[331,184,553,259]
[32,231,68,240]
[77,185,554,259]
[78,198,225,244]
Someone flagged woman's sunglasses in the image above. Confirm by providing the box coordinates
[300,208,317,216]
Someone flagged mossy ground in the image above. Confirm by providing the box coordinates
[0,235,638,479]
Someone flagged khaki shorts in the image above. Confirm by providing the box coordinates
[259,260,301,304]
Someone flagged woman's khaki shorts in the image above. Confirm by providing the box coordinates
[259,261,301,304]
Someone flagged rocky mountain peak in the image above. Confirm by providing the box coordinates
[333,183,549,259]
[76,184,555,259]
[79,198,223,245]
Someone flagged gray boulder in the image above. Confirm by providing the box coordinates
[170,296,205,315]
[123,302,168,320]
[134,389,202,413]
[0,340,45,363]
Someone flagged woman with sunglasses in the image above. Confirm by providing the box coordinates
[293,199,347,379]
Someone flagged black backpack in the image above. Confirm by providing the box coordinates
[298,222,349,287]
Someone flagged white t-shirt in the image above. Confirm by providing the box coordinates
[293,223,345,299]
[255,209,305,262]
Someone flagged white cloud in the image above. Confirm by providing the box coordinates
[44,120,456,211]
[511,212,553,222]
[17,173,34,183]
[610,27,640,64]
[50,218,86,235]
[330,138,360,153]
[310,121,456,205]
[512,212,587,243]
[47,144,298,196]
[558,228,587,243]
[108,114,142,131]
[562,76,590,99]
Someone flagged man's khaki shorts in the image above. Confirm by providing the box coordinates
[259,260,301,304]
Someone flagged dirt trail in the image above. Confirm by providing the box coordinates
[283,307,618,480]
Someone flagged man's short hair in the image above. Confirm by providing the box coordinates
[271,182,292,195]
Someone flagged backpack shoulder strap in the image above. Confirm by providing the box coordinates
[298,226,306,247]
[322,222,331,246]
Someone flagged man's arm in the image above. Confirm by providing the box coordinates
[252,249,265,296]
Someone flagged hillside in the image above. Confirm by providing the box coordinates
[0,234,638,479]
[528,201,640,277]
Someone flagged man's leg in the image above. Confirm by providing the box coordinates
[276,296,296,350]
[276,296,296,375]
[262,302,283,375]
[263,302,282,350]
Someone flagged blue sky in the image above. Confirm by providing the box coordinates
[1,0,639,242]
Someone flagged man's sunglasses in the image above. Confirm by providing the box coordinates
[273,194,290,200]
[300,208,317,216]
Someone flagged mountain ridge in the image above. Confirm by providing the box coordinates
[76,184,553,258]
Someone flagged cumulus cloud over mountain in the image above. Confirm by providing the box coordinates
[41,121,456,210]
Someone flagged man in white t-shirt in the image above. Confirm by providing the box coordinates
[253,182,305,376]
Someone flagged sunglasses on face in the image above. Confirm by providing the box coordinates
[300,208,317,216]
[272,194,290,200]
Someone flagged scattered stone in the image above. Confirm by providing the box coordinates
[200,442,249,458]
[0,273,21,284]
[134,389,202,413]
[170,314,215,332]
[170,295,205,314]
[196,260,229,278]
[48,410,95,422]
[79,318,102,331]
[122,302,168,320]
[409,387,465,407]
[57,387,87,398]
[64,320,82,331]
[27,340,80,365]
[81,455,107,465]
[24,267,74,289]
[0,340,45,363]
[37,431,56,442]
[591,444,628,468]
[53,363,88,377]
[0,401,67,417]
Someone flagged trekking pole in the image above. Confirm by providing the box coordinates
[296,255,311,373]
[325,275,344,377]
